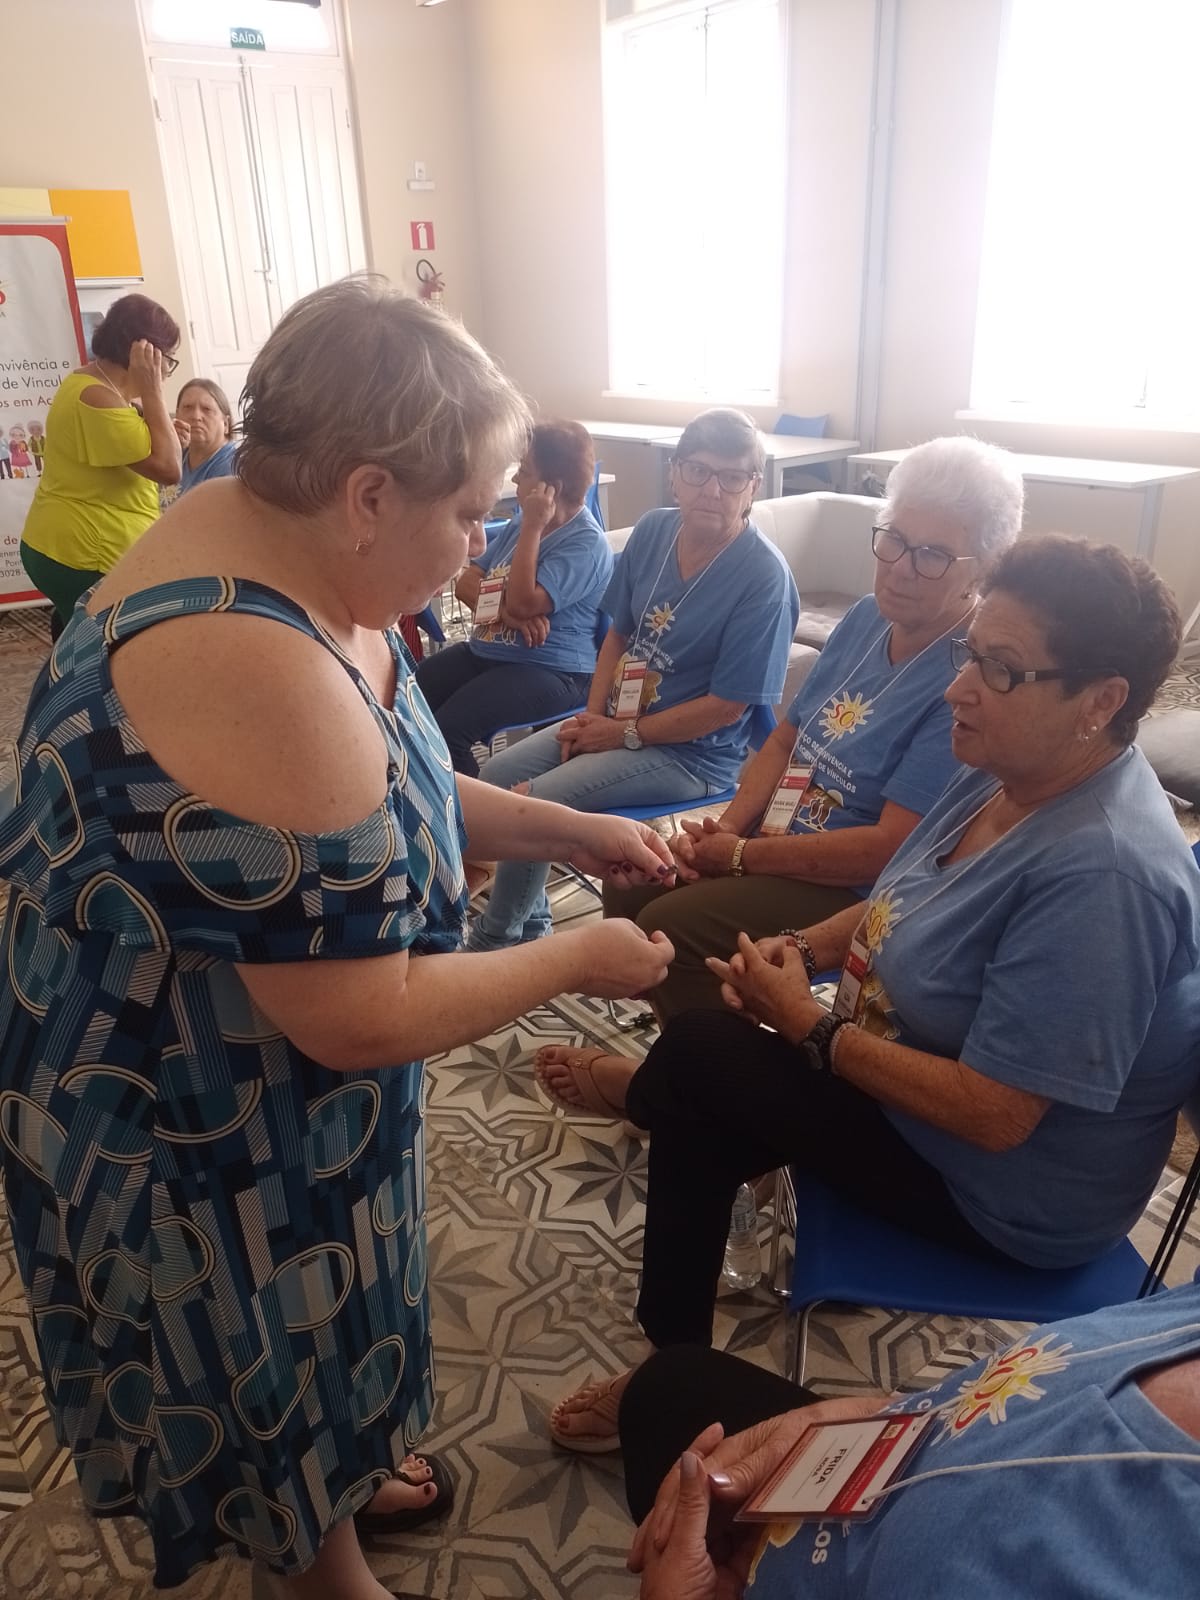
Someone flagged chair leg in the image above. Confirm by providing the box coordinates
[766,1167,791,1303]
[791,1302,819,1388]
[1139,1148,1200,1296]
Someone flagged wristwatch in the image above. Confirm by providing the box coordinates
[729,837,749,877]
[623,721,644,751]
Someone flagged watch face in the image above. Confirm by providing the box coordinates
[624,727,642,749]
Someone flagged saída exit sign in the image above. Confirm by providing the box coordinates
[230,26,267,50]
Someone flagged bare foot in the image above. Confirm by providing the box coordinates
[550,1369,634,1454]
[533,1045,641,1118]
[365,1452,439,1515]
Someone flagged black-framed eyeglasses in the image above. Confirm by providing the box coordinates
[871,524,975,581]
[159,351,180,377]
[950,637,1117,695]
[675,458,759,494]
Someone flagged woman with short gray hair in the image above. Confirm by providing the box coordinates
[0,276,678,1598]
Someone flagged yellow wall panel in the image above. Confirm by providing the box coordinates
[48,188,141,279]
[0,187,53,217]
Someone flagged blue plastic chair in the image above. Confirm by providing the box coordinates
[585,460,606,530]
[774,412,832,491]
[416,604,445,647]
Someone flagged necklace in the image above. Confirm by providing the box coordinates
[91,361,128,405]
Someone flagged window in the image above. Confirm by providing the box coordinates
[603,0,786,403]
[142,0,336,54]
[970,0,1200,422]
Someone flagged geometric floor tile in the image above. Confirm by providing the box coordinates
[0,608,1197,1595]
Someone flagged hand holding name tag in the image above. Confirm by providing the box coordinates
[706,932,825,1042]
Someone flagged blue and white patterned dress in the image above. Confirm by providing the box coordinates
[0,578,468,1587]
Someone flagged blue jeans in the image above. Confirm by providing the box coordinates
[470,723,717,949]
[414,642,592,778]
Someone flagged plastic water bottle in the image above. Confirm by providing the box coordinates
[722,1183,761,1290]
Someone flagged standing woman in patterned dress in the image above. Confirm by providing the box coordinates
[0,278,674,1599]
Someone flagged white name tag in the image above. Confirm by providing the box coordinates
[614,659,648,719]
[833,924,872,1020]
[475,578,504,624]
[760,761,814,836]
[737,1412,932,1525]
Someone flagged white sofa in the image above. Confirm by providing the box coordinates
[607,492,881,710]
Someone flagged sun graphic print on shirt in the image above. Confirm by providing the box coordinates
[854,887,902,1037]
[819,690,873,742]
[863,887,901,953]
[934,1333,1074,1443]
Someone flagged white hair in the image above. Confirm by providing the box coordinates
[883,436,1024,564]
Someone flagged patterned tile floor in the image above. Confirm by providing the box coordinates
[0,607,1198,1598]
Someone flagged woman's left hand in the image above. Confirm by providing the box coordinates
[677,819,740,878]
[556,712,627,760]
[706,932,824,1043]
[518,478,557,530]
[638,1450,751,1600]
[567,812,677,887]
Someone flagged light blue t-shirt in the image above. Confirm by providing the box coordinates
[468,506,613,674]
[855,747,1200,1267]
[749,1283,1200,1600]
[603,508,800,787]
[782,596,961,893]
[179,440,238,494]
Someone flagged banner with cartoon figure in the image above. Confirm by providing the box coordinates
[0,221,86,608]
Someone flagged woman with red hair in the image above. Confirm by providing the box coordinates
[20,292,183,631]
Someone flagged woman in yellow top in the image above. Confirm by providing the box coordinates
[20,293,183,632]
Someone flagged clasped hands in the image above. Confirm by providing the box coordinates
[705,932,825,1045]
[556,711,630,760]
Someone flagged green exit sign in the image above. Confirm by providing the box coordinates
[230,26,266,50]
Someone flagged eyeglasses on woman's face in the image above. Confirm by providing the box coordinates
[950,637,1117,695]
[872,524,975,581]
[158,349,181,377]
[675,458,758,494]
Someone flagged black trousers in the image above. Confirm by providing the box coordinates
[619,1345,815,1523]
[625,1009,1006,1349]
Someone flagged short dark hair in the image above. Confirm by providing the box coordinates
[981,533,1181,746]
[528,420,595,507]
[90,293,181,366]
[177,378,235,439]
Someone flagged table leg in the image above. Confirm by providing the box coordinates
[598,482,610,526]
[761,460,780,499]
[1135,483,1164,563]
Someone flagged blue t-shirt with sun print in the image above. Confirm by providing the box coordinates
[780,596,962,893]
[747,1283,1200,1600]
[602,508,799,788]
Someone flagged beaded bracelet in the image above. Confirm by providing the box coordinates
[780,927,818,981]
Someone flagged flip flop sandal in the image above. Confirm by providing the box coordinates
[533,1045,629,1120]
[549,1374,625,1455]
[354,1452,456,1538]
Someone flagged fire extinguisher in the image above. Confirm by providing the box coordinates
[415,258,445,311]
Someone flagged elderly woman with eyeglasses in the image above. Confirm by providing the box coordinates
[468,407,800,952]
[20,293,183,632]
[544,532,1200,1453]
[533,437,1023,1051]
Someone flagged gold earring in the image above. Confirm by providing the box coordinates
[355,538,370,555]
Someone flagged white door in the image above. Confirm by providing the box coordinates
[152,56,366,405]
[152,58,275,403]
[247,62,367,314]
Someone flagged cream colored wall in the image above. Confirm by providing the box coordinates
[4,0,191,371]
[344,0,483,331]
[464,0,1200,607]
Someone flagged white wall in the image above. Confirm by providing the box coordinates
[464,0,1200,605]
[5,0,191,370]
[345,0,483,330]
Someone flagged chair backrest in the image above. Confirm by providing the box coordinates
[773,412,829,439]
[754,493,880,600]
[585,461,606,530]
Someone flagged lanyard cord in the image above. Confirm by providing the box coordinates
[863,1447,1200,1508]
[627,526,741,661]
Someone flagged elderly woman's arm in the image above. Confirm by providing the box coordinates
[711,937,1049,1152]
[454,562,485,610]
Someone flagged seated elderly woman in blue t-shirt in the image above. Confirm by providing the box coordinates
[544,534,1200,1452]
[415,420,613,776]
[583,436,1025,1024]
[467,408,801,952]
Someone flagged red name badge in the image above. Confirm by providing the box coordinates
[737,1412,932,1525]
[833,926,872,1020]
[475,578,504,624]
[614,659,648,719]
[760,762,814,836]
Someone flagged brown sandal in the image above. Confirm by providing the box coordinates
[549,1373,627,1454]
[533,1045,630,1120]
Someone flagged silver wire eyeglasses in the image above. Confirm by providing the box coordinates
[871,524,975,581]
[950,637,1117,694]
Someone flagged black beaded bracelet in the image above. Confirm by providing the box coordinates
[802,1012,856,1072]
[780,927,818,981]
